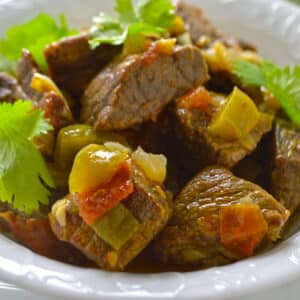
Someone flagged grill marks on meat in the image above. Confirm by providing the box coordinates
[44,34,122,98]
[0,73,27,102]
[155,166,289,267]
[81,45,209,131]
[49,165,172,271]
[271,121,300,214]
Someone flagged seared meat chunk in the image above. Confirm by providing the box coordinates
[176,1,220,44]
[0,73,27,102]
[81,43,209,131]
[155,166,289,267]
[0,211,86,265]
[271,120,300,214]
[17,50,73,129]
[44,34,121,97]
[49,165,172,271]
[17,49,42,100]
[167,87,273,168]
[176,1,256,50]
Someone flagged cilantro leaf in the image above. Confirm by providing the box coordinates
[264,63,300,124]
[89,0,176,49]
[0,100,55,215]
[136,0,175,29]
[115,0,137,25]
[233,60,266,87]
[0,13,77,72]
[233,59,300,125]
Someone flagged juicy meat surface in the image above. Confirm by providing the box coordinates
[44,34,121,97]
[49,165,172,271]
[0,211,86,265]
[176,1,256,50]
[167,95,273,168]
[176,1,220,44]
[155,166,289,267]
[271,120,300,214]
[81,45,209,131]
[17,50,73,129]
[0,72,27,102]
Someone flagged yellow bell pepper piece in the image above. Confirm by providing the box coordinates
[208,87,259,141]
[69,144,128,194]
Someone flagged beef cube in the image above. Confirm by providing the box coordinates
[0,72,27,102]
[81,43,209,131]
[44,34,122,98]
[155,166,289,267]
[0,211,86,265]
[271,120,300,214]
[176,1,256,50]
[17,50,73,130]
[176,1,220,44]
[49,165,172,271]
[167,88,273,168]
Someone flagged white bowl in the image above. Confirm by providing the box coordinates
[0,0,300,299]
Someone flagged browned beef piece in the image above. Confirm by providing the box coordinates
[0,73,27,102]
[176,1,256,50]
[81,45,209,131]
[167,93,273,168]
[44,34,122,97]
[17,50,42,100]
[0,211,87,265]
[176,1,220,44]
[17,50,73,129]
[49,165,172,271]
[271,120,300,214]
[155,166,289,267]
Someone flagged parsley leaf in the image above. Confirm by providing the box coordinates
[233,59,300,125]
[0,14,77,72]
[89,0,176,49]
[0,101,55,215]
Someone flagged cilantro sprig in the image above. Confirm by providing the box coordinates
[0,14,77,72]
[89,0,176,49]
[0,101,55,215]
[233,60,300,125]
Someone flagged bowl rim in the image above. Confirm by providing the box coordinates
[0,0,300,299]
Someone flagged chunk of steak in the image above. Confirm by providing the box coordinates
[176,1,219,44]
[44,34,122,97]
[176,1,256,50]
[167,92,273,168]
[17,50,73,129]
[155,166,289,267]
[0,73,27,102]
[49,165,172,271]
[0,211,87,265]
[81,44,209,131]
[271,120,300,214]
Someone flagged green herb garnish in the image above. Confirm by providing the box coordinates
[233,60,300,124]
[0,13,77,72]
[89,0,176,49]
[0,100,55,214]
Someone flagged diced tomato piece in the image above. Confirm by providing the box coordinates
[79,160,134,225]
[178,86,212,111]
[220,203,268,257]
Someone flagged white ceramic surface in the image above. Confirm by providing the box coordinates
[0,0,300,299]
